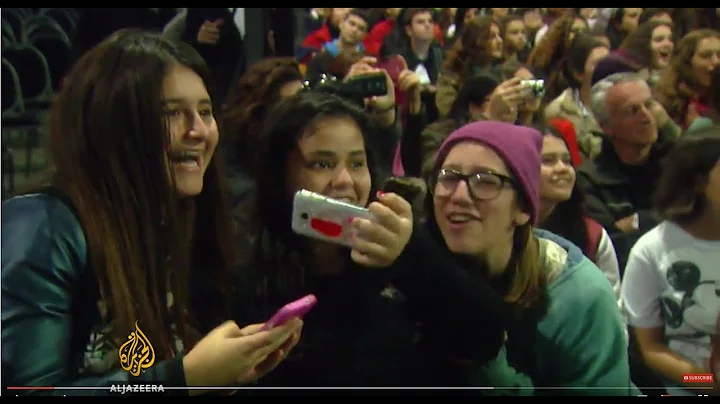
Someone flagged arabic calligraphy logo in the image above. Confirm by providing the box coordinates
[118,321,156,377]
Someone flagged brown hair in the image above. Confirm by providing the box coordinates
[619,20,674,69]
[498,14,525,57]
[48,30,235,359]
[404,8,433,26]
[654,125,720,224]
[655,29,720,126]
[436,8,455,33]
[497,59,548,124]
[527,12,587,74]
[443,16,498,82]
[561,33,609,89]
[222,57,302,172]
[638,8,673,25]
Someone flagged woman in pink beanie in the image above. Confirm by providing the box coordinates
[424,120,636,395]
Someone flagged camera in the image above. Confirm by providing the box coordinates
[303,73,388,108]
[521,79,545,98]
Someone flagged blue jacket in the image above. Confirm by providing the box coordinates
[464,230,636,395]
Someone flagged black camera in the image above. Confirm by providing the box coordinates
[303,73,387,108]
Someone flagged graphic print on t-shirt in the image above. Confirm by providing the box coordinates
[661,261,720,334]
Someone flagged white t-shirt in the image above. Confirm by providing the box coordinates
[622,221,720,369]
[596,227,622,309]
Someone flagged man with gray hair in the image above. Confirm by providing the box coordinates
[577,71,677,397]
[577,72,675,272]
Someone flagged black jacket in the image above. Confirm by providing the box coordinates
[181,8,246,104]
[234,222,510,388]
[576,132,675,271]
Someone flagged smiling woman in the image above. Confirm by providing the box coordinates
[232,90,514,388]
[1,30,303,396]
[162,64,219,197]
[425,120,635,395]
[534,124,622,306]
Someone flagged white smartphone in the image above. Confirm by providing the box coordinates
[291,190,374,248]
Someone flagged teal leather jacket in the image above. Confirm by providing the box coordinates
[1,193,186,396]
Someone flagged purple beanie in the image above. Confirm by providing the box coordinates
[434,121,543,225]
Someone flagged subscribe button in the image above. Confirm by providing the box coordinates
[683,373,715,383]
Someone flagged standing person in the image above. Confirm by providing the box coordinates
[181,8,246,105]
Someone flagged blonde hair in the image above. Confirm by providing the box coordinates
[505,224,547,309]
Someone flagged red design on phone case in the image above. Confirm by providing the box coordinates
[310,217,343,238]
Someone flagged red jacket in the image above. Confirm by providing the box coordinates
[302,25,333,50]
[363,19,394,57]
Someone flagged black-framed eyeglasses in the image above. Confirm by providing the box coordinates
[430,168,516,201]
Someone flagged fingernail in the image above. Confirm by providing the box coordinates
[376,191,385,198]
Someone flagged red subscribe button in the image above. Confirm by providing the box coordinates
[682,373,714,383]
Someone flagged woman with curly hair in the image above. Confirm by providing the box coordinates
[655,30,720,129]
[221,58,305,207]
[434,16,503,118]
[618,20,674,87]
[687,66,720,133]
[526,12,589,100]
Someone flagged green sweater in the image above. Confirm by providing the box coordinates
[465,230,636,396]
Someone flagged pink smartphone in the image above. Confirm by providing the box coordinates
[261,294,317,331]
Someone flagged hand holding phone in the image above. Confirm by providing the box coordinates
[377,55,409,106]
[346,72,388,98]
[291,189,374,247]
[349,192,413,269]
[377,55,408,84]
[261,294,317,331]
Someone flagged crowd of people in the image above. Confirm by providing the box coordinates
[2,7,720,396]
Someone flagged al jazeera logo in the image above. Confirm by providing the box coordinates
[109,321,165,394]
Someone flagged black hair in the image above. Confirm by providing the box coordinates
[246,91,380,299]
[448,72,501,127]
[533,123,592,257]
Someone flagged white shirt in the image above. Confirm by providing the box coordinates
[596,228,622,309]
[622,221,720,369]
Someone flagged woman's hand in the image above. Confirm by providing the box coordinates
[398,70,422,114]
[182,319,303,395]
[486,77,532,123]
[350,192,413,268]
